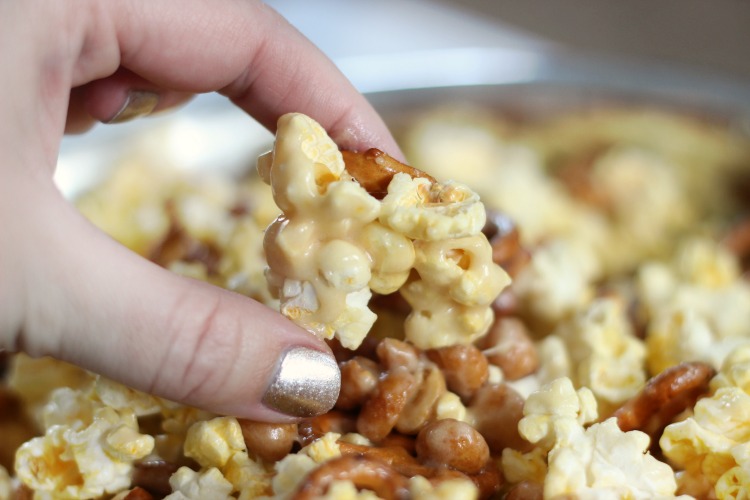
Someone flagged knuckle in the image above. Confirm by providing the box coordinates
[150,290,244,405]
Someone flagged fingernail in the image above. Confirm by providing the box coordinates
[106,90,159,124]
[262,346,340,417]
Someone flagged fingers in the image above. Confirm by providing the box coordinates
[72,0,402,157]
[11,182,340,420]
[82,68,194,123]
[65,69,193,133]
[3,0,408,420]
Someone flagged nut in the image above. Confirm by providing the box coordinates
[236,419,297,463]
[425,345,489,400]
[469,384,529,453]
[336,357,381,410]
[357,366,418,442]
[415,418,490,475]
[396,365,447,434]
[479,317,538,380]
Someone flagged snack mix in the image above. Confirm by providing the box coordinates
[2,102,750,499]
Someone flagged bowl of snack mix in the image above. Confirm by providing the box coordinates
[4,46,750,499]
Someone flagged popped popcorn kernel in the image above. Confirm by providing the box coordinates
[0,466,12,500]
[41,386,98,431]
[408,474,479,500]
[542,297,647,411]
[506,379,681,498]
[501,446,548,484]
[7,355,94,425]
[15,407,154,499]
[299,432,342,463]
[401,278,496,349]
[223,451,273,498]
[545,418,680,499]
[184,416,246,469]
[270,454,318,498]
[715,465,750,500]
[638,238,750,373]
[261,113,382,349]
[359,222,415,295]
[711,343,750,394]
[434,391,469,423]
[164,466,233,500]
[513,238,599,328]
[94,376,163,416]
[380,174,486,241]
[519,377,598,448]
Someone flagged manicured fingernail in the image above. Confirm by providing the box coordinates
[106,91,159,124]
[262,346,340,417]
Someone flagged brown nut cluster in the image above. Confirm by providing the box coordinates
[288,336,537,499]
[355,339,445,442]
[294,419,501,500]
[282,338,528,499]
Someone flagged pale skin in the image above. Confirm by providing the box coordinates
[0,0,402,421]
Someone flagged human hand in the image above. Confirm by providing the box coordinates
[0,0,401,421]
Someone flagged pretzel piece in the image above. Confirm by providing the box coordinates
[342,149,435,199]
[292,455,410,500]
[613,361,715,439]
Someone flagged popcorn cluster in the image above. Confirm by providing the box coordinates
[638,237,750,374]
[259,113,508,349]
[503,378,683,499]
[537,297,647,413]
[14,374,156,499]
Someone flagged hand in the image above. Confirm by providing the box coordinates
[0,0,401,421]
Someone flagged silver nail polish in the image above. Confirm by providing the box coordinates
[106,90,159,124]
[262,346,340,417]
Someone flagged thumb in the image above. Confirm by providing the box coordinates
[11,181,340,421]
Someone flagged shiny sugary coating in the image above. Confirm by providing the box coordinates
[260,113,508,349]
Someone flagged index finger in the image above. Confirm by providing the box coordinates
[77,0,402,156]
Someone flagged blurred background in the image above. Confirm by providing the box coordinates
[445,0,750,81]
[266,0,750,84]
